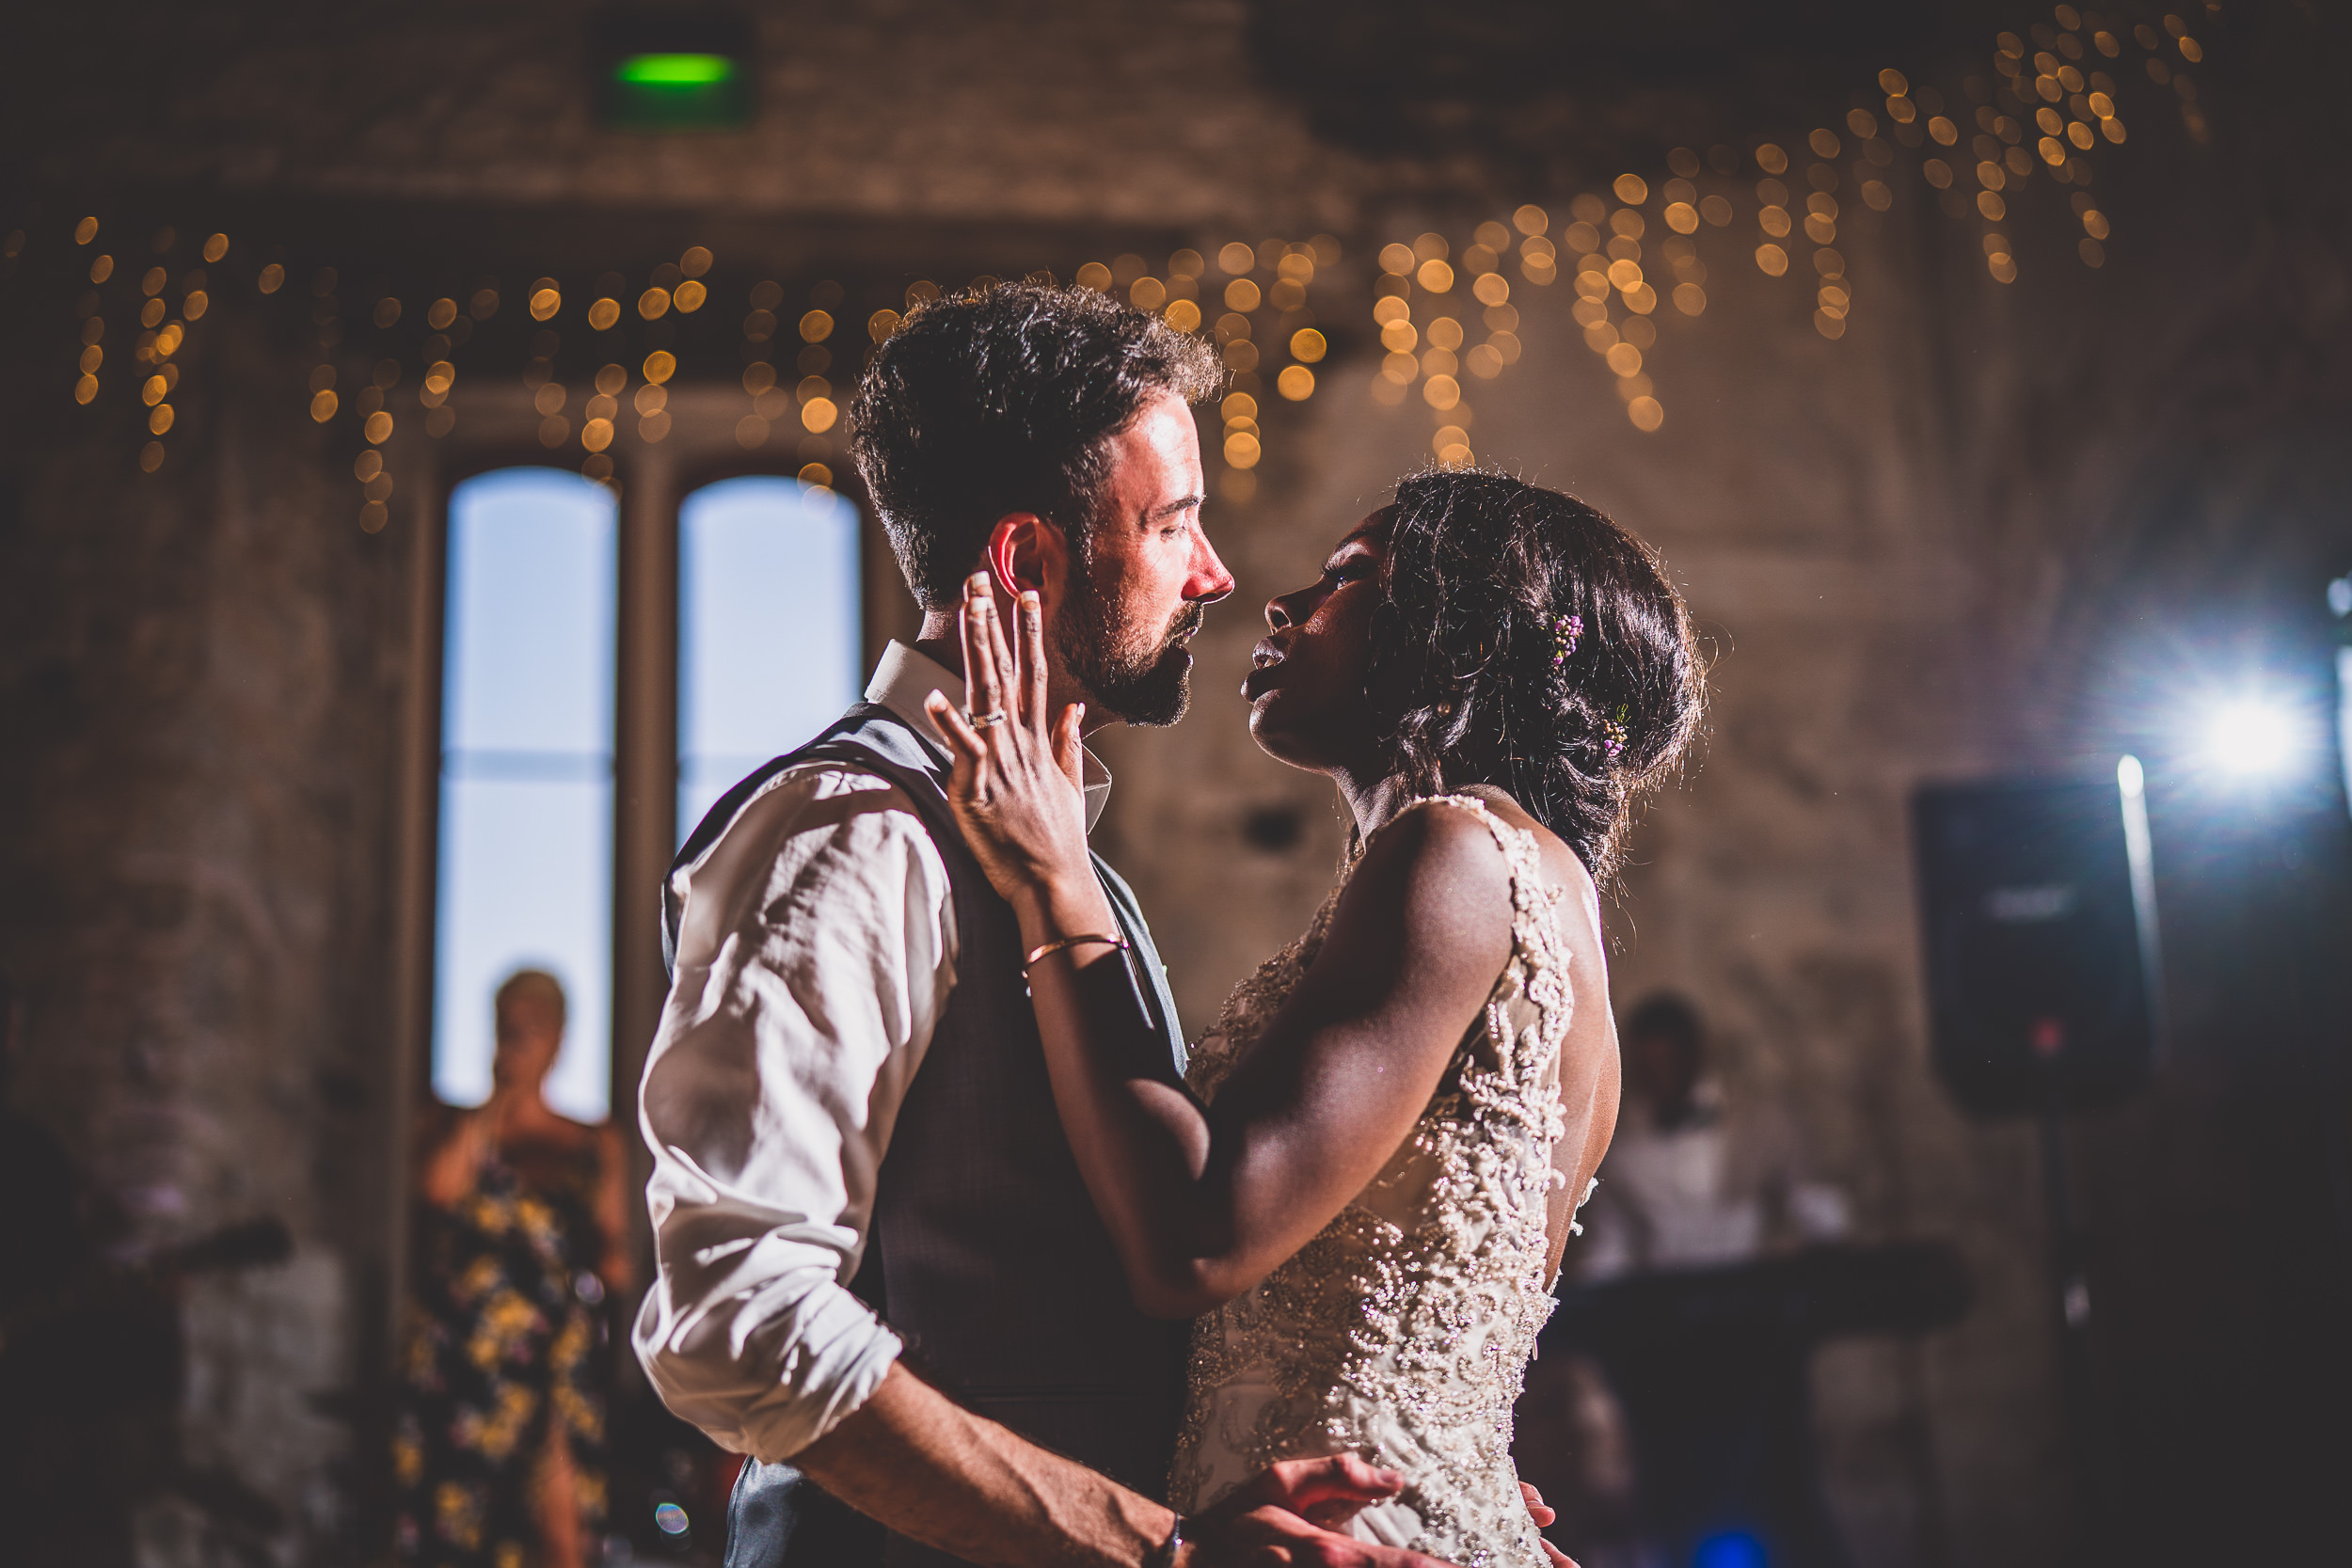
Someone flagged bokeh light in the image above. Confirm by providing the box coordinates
[2194,693,2316,783]
[1694,1533,1767,1568]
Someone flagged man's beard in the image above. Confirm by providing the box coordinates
[1054,568,1205,728]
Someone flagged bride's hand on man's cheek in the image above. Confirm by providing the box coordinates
[924,576,1093,900]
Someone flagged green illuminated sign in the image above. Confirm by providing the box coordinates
[603,51,750,130]
[616,53,738,87]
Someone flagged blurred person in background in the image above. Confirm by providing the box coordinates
[1560,992,1856,1567]
[1576,992,1849,1280]
[397,969,633,1568]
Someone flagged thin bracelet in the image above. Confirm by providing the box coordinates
[1145,1513,1186,1568]
[1021,931,1128,974]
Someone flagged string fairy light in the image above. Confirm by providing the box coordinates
[72,216,104,412]
[1196,234,1331,500]
[737,277,786,451]
[21,206,1341,515]
[10,8,2202,509]
[1363,5,2202,434]
[797,282,841,487]
[583,359,624,482]
[1072,238,1306,500]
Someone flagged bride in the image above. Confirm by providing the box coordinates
[923,467,1702,1566]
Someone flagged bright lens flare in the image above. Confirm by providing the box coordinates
[2198,696,2305,780]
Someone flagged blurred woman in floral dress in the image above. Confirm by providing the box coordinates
[396,971,633,1568]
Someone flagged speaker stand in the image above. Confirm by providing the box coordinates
[2038,1103,2103,1544]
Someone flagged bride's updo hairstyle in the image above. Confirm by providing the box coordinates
[1365,468,1703,882]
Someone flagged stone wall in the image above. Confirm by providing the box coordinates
[0,293,409,1562]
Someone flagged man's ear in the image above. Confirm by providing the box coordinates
[983,513,1073,602]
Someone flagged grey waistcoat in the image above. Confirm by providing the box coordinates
[663,704,1189,1568]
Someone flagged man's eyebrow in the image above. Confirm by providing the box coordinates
[1144,493,1204,523]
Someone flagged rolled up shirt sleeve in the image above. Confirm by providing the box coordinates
[631,765,957,1462]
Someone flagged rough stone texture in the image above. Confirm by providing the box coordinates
[0,285,410,1563]
[4,3,2349,1565]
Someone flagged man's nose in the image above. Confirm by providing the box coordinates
[1185,529,1236,604]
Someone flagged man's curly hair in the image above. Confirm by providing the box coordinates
[849,282,1223,610]
[1365,467,1705,883]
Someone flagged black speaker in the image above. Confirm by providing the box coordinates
[1911,765,2164,1118]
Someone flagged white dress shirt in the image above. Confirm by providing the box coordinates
[631,643,1108,1462]
[1575,1081,1851,1281]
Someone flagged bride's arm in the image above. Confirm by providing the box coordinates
[1037,801,1511,1318]
[927,578,1514,1319]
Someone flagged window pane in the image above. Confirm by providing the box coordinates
[434,468,617,1121]
[678,476,864,838]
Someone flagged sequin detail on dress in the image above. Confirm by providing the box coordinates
[1172,795,1574,1567]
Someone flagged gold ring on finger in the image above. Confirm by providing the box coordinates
[967,710,1009,728]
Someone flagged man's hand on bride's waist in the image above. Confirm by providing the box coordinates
[1179,1453,1488,1568]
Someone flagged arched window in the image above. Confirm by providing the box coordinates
[676,475,864,838]
[432,467,617,1121]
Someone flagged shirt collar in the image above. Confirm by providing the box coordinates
[864,641,1112,834]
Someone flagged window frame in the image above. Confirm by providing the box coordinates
[383,379,912,1335]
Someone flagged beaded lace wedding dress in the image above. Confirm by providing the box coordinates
[1169,795,1584,1568]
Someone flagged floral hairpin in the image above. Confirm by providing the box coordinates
[1552,613,1584,668]
[1599,705,1629,760]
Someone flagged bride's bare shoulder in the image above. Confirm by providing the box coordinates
[1443,788,1598,910]
[1364,792,1525,887]
[1340,797,1518,961]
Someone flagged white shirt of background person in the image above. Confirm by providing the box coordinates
[1577,1076,1851,1281]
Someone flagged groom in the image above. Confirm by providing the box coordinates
[632,283,1451,1568]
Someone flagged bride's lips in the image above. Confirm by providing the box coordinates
[1242,639,1284,699]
